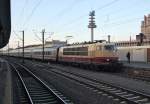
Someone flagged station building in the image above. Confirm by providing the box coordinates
[115,40,150,63]
[141,14,150,40]
[116,45,150,63]
[115,14,150,63]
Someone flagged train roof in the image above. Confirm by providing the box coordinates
[117,45,150,49]
[61,42,115,48]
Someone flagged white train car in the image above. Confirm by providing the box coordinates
[31,46,58,61]
[117,46,150,63]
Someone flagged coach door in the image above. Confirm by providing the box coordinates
[147,48,150,63]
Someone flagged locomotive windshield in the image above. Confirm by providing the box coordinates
[104,45,115,51]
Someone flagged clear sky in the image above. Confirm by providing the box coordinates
[7,0,150,48]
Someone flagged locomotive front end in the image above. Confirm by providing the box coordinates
[95,43,122,71]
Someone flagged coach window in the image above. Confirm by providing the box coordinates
[97,46,102,50]
[76,48,79,55]
[69,48,72,55]
[0,62,1,68]
[63,48,66,52]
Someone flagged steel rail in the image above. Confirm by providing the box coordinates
[11,62,70,104]
[18,63,71,104]
[11,63,34,104]
[29,62,150,104]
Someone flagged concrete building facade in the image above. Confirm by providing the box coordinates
[141,14,150,40]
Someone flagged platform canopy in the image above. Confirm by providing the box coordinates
[0,0,11,48]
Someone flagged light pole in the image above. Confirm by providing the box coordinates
[88,10,97,42]
[42,29,45,62]
[33,29,53,62]
[22,30,24,63]
[18,41,20,56]
[65,35,73,44]
[108,35,110,43]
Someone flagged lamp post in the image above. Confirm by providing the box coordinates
[88,10,97,42]
[42,29,45,62]
[65,35,73,44]
[108,35,110,43]
[33,29,53,62]
[21,31,25,63]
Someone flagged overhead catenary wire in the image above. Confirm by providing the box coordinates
[17,0,29,25]
[32,30,42,42]
[33,29,54,43]
[45,32,54,41]
[95,0,120,11]
[64,0,120,26]
[55,0,85,17]
[44,0,86,27]
[55,0,149,36]
[53,17,143,41]
[102,17,143,28]
[13,30,23,41]
[99,7,150,26]
[107,17,143,26]
[54,0,120,34]
[23,0,43,29]
[20,0,119,34]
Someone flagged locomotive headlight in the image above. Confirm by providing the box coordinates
[106,59,110,61]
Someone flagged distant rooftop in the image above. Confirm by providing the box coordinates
[115,40,150,47]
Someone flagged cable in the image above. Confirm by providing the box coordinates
[55,0,120,32]
[56,0,150,36]
[56,0,84,17]
[17,0,29,24]
[13,30,22,41]
[32,30,42,42]
[95,0,120,11]
[103,16,143,26]
[45,0,86,27]
[23,0,43,29]
[102,17,143,29]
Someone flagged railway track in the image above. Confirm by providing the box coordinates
[110,72,150,85]
[8,57,150,83]
[27,62,150,104]
[11,66,31,104]
[10,62,72,104]
[48,62,150,84]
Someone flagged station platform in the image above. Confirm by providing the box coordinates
[0,58,12,104]
[123,62,150,69]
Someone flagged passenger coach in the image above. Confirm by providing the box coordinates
[1,41,122,71]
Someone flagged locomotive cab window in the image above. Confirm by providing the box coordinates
[104,45,115,51]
